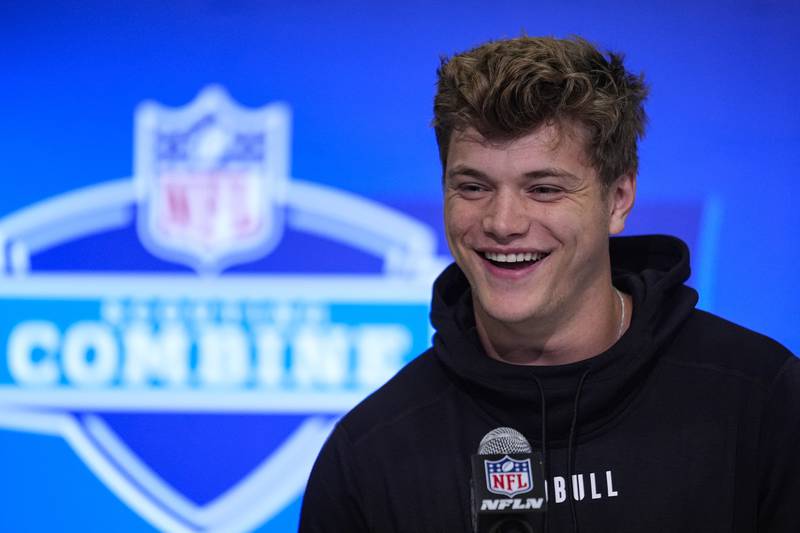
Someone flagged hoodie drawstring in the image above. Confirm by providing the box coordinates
[532,375,548,533]
[567,368,592,533]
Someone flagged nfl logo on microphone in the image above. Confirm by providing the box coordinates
[484,456,533,498]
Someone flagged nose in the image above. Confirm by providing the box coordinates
[481,189,529,242]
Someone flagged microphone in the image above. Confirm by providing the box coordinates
[471,427,546,533]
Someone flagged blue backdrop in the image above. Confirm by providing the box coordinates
[1,1,798,531]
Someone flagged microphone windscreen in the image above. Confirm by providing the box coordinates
[478,427,532,455]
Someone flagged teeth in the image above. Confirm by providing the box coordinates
[484,251,547,263]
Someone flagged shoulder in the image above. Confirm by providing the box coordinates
[336,348,454,446]
[661,308,796,387]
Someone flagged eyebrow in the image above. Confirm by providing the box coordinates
[446,165,582,184]
[445,166,489,181]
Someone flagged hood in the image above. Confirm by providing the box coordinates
[430,234,698,446]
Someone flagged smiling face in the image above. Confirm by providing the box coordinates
[443,123,634,332]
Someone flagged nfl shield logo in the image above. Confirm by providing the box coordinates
[135,86,290,272]
[0,83,446,532]
[484,456,533,498]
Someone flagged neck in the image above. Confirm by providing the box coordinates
[475,279,631,366]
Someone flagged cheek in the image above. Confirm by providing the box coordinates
[444,203,476,238]
[536,208,582,242]
[535,216,605,257]
[443,211,465,256]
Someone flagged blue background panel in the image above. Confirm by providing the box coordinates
[1,1,798,532]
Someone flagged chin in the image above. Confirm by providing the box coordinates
[477,295,539,326]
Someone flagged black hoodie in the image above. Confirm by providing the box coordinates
[300,235,800,533]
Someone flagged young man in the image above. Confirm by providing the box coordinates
[299,36,800,532]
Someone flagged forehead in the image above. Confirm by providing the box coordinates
[446,122,595,177]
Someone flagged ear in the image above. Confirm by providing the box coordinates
[607,172,636,235]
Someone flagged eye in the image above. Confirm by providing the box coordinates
[454,182,490,199]
[530,185,564,201]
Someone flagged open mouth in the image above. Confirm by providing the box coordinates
[481,251,550,270]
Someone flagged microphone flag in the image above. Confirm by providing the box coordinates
[471,427,546,533]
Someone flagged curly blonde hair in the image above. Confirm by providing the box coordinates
[433,36,649,186]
